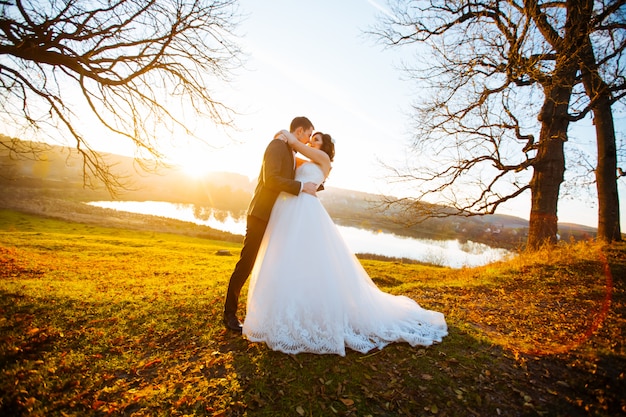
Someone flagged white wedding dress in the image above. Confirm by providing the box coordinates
[243,162,448,356]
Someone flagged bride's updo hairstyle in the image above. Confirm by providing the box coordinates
[316,132,335,162]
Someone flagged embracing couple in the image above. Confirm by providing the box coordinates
[223,116,447,356]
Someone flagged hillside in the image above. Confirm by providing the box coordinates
[0,138,598,249]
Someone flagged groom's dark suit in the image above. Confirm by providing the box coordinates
[224,139,301,322]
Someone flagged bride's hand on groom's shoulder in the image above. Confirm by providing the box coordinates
[274,130,296,145]
[274,130,286,142]
[274,129,288,141]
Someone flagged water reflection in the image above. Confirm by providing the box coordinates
[88,200,245,234]
[87,200,511,268]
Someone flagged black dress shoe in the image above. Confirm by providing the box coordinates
[223,314,243,333]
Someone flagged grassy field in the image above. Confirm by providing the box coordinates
[0,209,624,416]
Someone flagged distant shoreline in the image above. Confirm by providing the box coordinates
[0,186,242,243]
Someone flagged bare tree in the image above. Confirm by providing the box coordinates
[373,0,597,249]
[0,0,242,193]
[524,0,593,248]
[573,1,626,242]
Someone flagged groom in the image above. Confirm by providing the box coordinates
[223,116,318,332]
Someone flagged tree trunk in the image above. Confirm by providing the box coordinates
[592,97,621,242]
[527,86,570,249]
[526,0,592,250]
[579,39,622,242]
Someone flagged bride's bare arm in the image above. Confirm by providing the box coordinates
[276,130,331,175]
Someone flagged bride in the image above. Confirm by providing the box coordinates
[242,130,448,356]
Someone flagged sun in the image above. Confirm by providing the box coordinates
[168,139,262,181]
[176,152,213,179]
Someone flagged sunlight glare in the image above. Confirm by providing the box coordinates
[177,152,213,179]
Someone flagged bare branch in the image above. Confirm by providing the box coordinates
[0,0,243,192]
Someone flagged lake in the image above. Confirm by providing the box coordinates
[87,201,512,268]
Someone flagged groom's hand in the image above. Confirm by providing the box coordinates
[302,182,317,196]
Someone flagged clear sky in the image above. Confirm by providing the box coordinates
[175,0,414,197]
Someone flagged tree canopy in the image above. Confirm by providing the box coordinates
[0,0,243,193]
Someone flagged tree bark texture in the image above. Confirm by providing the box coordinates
[528,85,569,249]
[579,39,622,242]
[526,0,593,249]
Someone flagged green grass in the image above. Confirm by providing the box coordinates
[1,209,624,416]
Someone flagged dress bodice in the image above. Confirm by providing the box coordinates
[295,162,325,186]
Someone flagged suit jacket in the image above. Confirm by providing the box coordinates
[247,139,301,222]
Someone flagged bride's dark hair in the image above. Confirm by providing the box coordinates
[316,132,335,162]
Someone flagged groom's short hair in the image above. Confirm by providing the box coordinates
[290,116,314,133]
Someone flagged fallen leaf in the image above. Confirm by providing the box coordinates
[142,358,162,369]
